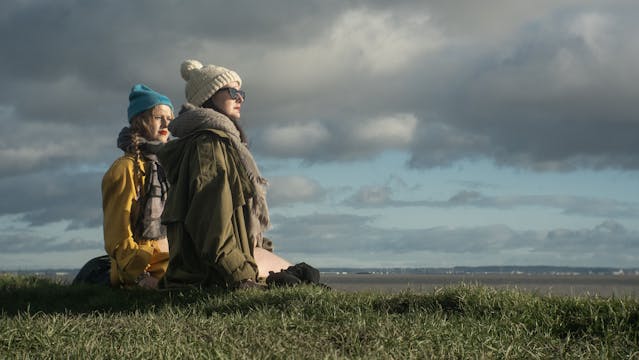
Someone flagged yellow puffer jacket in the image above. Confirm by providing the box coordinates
[101,154,169,287]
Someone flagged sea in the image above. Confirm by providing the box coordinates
[3,266,639,297]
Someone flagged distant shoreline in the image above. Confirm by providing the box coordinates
[2,269,638,296]
[2,265,639,277]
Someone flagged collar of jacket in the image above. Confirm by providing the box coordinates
[166,103,271,232]
[168,103,241,141]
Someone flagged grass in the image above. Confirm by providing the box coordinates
[1,274,638,359]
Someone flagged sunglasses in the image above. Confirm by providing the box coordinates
[221,87,246,100]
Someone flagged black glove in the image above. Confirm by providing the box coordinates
[266,270,302,287]
[284,262,320,284]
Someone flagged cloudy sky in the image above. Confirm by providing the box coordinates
[1,0,638,270]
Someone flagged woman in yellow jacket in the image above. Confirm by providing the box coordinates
[102,84,174,288]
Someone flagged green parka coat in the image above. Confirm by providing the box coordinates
[158,126,260,288]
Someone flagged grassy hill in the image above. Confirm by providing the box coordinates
[1,274,638,359]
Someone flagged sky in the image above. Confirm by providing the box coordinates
[0,0,637,270]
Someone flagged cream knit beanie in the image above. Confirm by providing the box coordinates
[181,59,243,107]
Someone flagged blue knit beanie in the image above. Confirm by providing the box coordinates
[127,84,174,122]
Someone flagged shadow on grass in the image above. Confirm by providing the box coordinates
[1,275,336,316]
[0,275,224,315]
[3,275,639,341]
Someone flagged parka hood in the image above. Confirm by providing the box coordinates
[156,137,189,185]
[160,102,271,232]
[160,103,238,185]
[168,103,237,139]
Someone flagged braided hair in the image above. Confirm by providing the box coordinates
[128,109,155,198]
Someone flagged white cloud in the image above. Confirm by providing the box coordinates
[329,8,444,74]
[261,122,330,157]
[354,113,417,147]
[568,12,611,61]
[268,175,325,206]
[259,113,418,161]
[248,7,445,94]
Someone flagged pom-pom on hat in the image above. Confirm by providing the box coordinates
[127,84,174,122]
[181,59,242,107]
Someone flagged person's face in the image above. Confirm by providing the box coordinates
[144,104,173,143]
[212,81,244,121]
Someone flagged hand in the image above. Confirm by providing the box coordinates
[137,276,159,289]
[237,279,267,290]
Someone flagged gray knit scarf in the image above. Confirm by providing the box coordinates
[117,127,168,241]
[169,103,270,241]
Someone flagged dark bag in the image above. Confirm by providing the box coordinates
[72,255,111,286]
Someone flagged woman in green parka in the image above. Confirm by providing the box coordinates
[158,59,295,289]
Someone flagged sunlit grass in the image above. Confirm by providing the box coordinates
[1,274,638,359]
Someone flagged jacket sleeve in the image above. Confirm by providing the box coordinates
[184,136,257,283]
[102,157,154,284]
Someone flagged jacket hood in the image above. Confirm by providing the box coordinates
[161,103,239,185]
[168,103,238,139]
[156,137,189,185]
[160,103,271,232]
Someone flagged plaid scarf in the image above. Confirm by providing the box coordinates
[117,127,169,241]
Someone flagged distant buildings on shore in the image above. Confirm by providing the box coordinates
[320,266,639,276]
[2,266,639,280]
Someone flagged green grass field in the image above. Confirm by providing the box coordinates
[1,274,638,359]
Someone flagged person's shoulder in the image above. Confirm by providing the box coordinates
[183,129,231,147]
[111,154,137,168]
[192,128,230,141]
[103,155,137,180]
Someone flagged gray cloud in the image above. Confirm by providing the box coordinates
[5,208,635,268]
[267,175,326,207]
[1,1,637,170]
[344,186,639,218]
[269,212,533,255]
[540,220,637,253]
[271,213,638,266]
[0,170,103,229]
[1,1,638,268]
[269,213,381,254]
[0,230,101,254]
[409,5,639,170]
[0,111,117,178]
[0,0,346,124]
